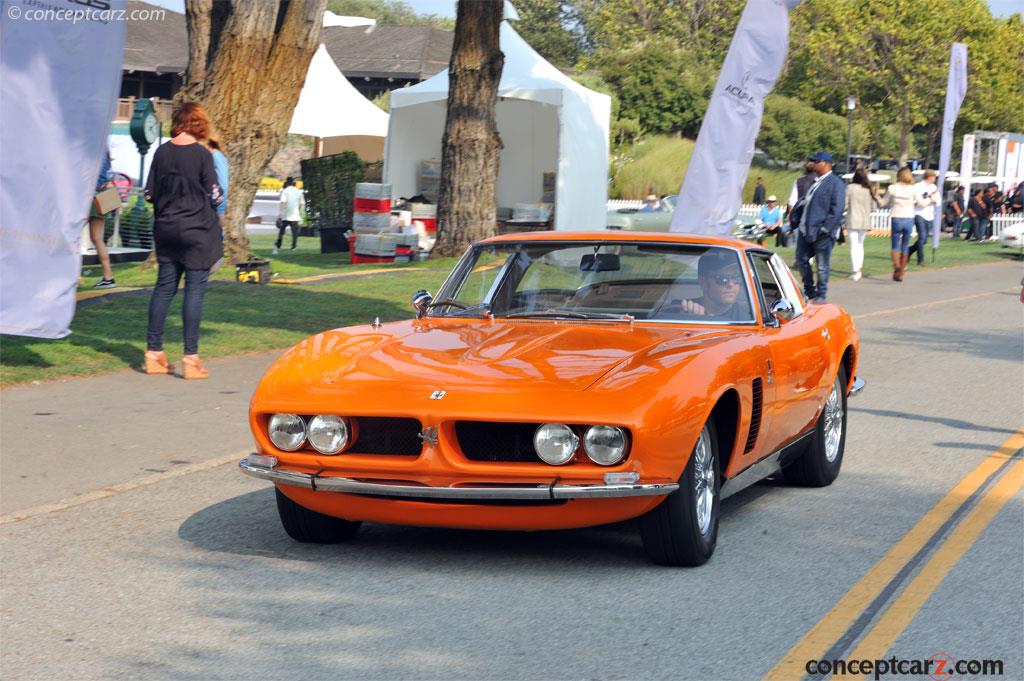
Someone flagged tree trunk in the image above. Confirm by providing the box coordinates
[434,0,504,257]
[897,100,911,167]
[923,126,939,170]
[180,0,325,264]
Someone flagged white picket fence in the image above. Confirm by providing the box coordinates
[605,199,1021,237]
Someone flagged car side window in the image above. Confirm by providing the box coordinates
[749,254,783,320]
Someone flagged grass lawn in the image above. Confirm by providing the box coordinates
[773,233,1019,280]
[612,135,799,203]
[1,233,1014,387]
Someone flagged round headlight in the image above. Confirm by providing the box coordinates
[268,413,306,451]
[307,415,349,455]
[584,426,628,466]
[533,423,579,466]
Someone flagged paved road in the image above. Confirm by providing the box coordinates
[2,260,1022,680]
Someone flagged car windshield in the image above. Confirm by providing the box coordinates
[431,241,755,324]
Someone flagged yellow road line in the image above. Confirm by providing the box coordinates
[853,288,1016,321]
[835,457,1024,679]
[764,428,1024,680]
[0,451,247,526]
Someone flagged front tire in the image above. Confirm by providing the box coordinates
[275,487,361,543]
[640,420,720,566]
[782,368,847,487]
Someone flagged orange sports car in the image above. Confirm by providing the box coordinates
[241,231,863,566]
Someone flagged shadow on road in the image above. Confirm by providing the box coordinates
[849,407,1018,436]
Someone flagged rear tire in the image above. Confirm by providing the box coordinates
[640,419,720,566]
[275,487,361,543]
[782,368,847,487]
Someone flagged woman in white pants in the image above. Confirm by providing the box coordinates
[845,167,879,281]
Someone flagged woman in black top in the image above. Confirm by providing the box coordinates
[143,102,223,379]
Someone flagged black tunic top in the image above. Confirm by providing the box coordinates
[145,142,223,270]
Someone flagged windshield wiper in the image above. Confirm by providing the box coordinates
[426,299,491,317]
[504,309,633,322]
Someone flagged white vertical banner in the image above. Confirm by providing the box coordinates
[670,0,793,234]
[0,1,126,338]
[932,43,967,249]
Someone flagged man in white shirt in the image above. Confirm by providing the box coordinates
[910,170,941,265]
[274,176,305,254]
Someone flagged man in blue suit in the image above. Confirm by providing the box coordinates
[793,151,846,303]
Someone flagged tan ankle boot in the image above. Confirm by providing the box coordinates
[144,350,172,375]
[182,354,209,380]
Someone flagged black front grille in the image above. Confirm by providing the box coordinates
[455,421,542,462]
[351,417,423,455]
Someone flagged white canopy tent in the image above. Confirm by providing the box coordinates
[288,43,389,140]
[384,21,611,231]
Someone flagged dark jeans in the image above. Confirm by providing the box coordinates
[795,233,834,300]
[951,215,965,239]
[910,215,932,264]
[146,261,209,356]
[275,220,299,249]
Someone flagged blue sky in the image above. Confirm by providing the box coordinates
[149,0,1018,20]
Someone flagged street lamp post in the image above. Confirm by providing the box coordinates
[845,96,857,174]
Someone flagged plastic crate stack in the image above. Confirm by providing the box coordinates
[351,182,393,263]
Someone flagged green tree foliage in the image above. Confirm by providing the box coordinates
[593,40,714,137]
[781,0,1017,164]
[756,94,847,161]
[580,0,744,69]
[326,0,454,28]
[510,0,581,67]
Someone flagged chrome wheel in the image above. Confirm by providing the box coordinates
[692,427,715,536]
[823,379,843,463]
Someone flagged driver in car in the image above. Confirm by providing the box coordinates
[657,251,749,320]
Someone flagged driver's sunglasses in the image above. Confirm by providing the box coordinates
[710,273,743,286]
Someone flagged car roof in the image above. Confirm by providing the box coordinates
[480,230,754,249]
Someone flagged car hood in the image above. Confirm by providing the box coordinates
[259,319,745,398]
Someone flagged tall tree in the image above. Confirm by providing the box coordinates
[434,0,504,257]
[179,0,326,264]
[510,0,580,67]
[782,0,995,164]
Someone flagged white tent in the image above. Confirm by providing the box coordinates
[289,44,388,139]
[384,22,611,231]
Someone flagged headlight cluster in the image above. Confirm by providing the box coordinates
[533,423,629,466]
[268,413,349,455]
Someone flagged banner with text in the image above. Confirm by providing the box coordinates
[0,1,125,337]
[933,43,968,249]
[670,0,793,234]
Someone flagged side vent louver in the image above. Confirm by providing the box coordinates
[744,378,763,454]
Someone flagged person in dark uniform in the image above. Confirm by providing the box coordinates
[143,102,223,379]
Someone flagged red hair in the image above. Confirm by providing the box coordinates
[171,102,212,139]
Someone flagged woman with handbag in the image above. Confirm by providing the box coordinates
[87,149,120,288]
[143,102,223,379]
[844,167,879,281]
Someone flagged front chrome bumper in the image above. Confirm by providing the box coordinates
[239,459,678,501]
[850,376,866,397]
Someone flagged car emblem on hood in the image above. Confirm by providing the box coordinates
[430,390,446,400]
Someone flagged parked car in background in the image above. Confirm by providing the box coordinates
[998,221,1024,255]
[240,231,864,566]
[607,195,757,233]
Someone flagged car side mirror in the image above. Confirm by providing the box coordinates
[412,290,432,318]
[770,298,796,324]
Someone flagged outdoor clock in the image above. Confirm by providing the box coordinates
[129,98,159,156]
